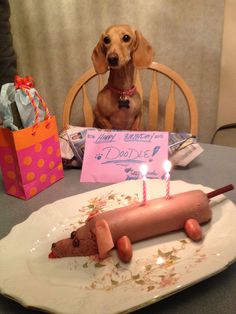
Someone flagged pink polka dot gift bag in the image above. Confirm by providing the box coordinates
[0,76,64,199]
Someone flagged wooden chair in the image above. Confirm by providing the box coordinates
[62,61,198,136]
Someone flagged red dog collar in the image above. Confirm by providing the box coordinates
[107,84,136,97]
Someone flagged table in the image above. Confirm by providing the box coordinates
[0,143,236,314]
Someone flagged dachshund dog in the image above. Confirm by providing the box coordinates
[91,24,154,130]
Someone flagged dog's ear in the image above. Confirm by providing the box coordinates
[91,36,108,74]
[132,31,154,68]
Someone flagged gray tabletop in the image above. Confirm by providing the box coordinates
[0,143,236,314]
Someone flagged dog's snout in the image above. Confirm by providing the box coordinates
[108,53,119,67]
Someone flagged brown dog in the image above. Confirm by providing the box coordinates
[91,24,154,130]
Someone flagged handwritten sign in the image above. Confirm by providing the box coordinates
[80,130,168,183]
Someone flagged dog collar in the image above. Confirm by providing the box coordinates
[107,84,137,97]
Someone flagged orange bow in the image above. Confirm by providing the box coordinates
[14,75,35,89]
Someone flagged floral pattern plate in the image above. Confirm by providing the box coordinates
[0,180,236,314]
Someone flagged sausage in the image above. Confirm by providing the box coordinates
[184,218,202,241]
[50,190,212,260]
[89,190,212,243]
[116,236,133,263]
[49,185,234,262]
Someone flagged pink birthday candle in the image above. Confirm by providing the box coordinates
[140,164,148,205]
[163,160,172,200]
[165,172,170,199]
[143,176,147,205]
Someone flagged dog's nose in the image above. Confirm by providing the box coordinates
[108,53,119,66]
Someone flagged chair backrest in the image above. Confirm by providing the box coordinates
[62,61,198,136]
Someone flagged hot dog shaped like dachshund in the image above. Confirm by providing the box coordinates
[49,184,234,263]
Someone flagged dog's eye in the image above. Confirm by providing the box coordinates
[123,34,131,42]
[73,237,80,247]
[103,36,110,44]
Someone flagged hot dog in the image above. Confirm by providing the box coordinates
[49,184,234,263]
[184,218,202,241]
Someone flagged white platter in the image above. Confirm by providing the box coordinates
[0,180,236,314]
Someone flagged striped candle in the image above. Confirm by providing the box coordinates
[165,172,170,199]
[140,164,148,205]
[163,160,172,200]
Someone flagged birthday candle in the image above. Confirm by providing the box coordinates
[140,163,148,205]
[163,160,172,200]
[165,172,170,199]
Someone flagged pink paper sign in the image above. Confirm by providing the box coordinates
[80,130,169,183]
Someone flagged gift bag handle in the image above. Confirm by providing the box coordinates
[14,75,51,134]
